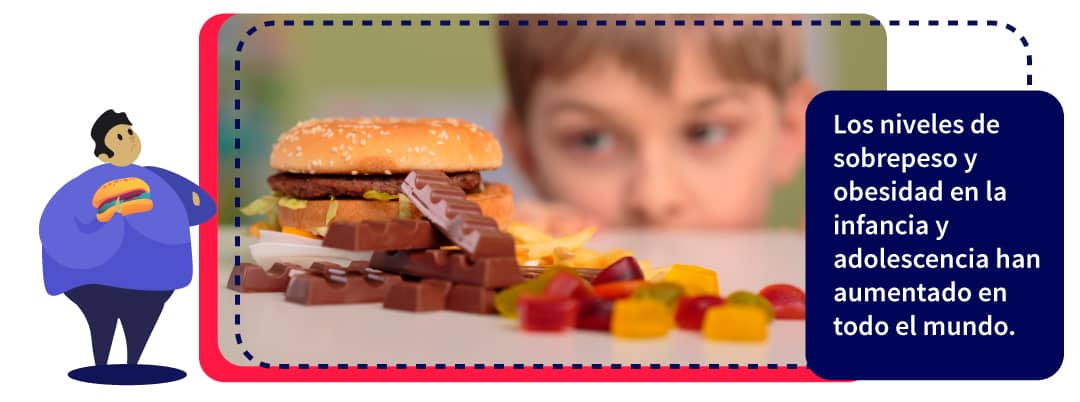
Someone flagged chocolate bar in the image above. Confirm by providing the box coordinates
[401,171,515,260]
[383,278,453,312]
[321,219,450,251]
[307,260,367,278]
[371,249,522,289]
[446,284,496,314]
[227,262,303,292]
[285,261,402,305]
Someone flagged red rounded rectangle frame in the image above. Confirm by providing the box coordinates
[197,13,825,382]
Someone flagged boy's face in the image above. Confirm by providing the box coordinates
[509,31,809,228]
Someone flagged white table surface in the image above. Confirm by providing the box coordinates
[216,227,806,366]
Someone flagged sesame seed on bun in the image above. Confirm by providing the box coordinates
[269,117,503,175]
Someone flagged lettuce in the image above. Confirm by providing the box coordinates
[325,196,338,225]
[238,193,282,231]
[277,197,308,210]
[398,196,414,218]
[238,194,279,216]
[362,190,399,201]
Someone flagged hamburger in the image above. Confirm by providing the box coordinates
[93,177,154,222]
[242,117,512,237]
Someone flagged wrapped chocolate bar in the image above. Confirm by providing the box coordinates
[371,249,521,289]
[228,262,304,293]
[401,170,515,260]
[285,261,402,305]
[383,278,453,312]
[321,219,450,251]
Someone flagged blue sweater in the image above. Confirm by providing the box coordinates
[39,164,217,295]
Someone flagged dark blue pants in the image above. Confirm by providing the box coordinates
[65,285,173,366]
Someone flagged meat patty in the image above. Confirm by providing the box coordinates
[268,171,482,199]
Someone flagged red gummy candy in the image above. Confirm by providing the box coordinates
[674,295,725,330]
[758,284,805,320]
[593,280,646,300]
[544,271,595,300]
[758,283,805,305]
[773,303,806,320]
[591,256,645,285]
[517,294,580,332]
[576,298,615,331]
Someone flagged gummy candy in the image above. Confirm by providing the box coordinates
[544,270,595,300]
[726,290,774,322]
[758,284,806,320]
[576,298,615,331]
[610,299,674,338]
[674,295,725,330]
[495,268,569,318]
[630,282,685,309]
[593,280,647,300]
[773,303,805,320]
[662,264,718,296]
[702,305,768,341]
[517,294,580,332]
[590,256,644,285]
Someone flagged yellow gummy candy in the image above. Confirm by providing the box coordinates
[611,299,674,338]
[662,264,718,296]
[702,305,768,342]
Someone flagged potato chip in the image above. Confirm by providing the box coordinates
[507,222,555,244]
[552,247,576,266]
[509,223,637,270]
[568,248,603,268]
[597,248,634,268]
[520,226,596,260]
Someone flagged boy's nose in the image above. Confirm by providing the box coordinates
[628,157,685,226]
[629,198,682,226]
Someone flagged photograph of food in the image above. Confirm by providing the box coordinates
[248,117,512,236]
[236,117,514,268]
[216,13,885,365]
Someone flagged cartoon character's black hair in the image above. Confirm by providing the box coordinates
[91,109,132,158]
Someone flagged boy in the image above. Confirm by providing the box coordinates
[497,15,814,233]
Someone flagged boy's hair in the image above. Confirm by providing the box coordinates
[497,14,805,120]
[91,109,131,158]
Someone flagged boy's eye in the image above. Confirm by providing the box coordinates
[128,128,134,135]
[573,130,615,152]
[686,124,728,145]
[117,133,123,141]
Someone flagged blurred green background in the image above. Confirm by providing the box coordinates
[218,14,885,228]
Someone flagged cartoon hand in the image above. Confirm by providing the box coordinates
[192,192,201,206]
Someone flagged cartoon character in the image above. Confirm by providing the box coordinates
[38,110,216,385]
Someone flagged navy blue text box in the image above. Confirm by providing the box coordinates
[805,91,1063,380]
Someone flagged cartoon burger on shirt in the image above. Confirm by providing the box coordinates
[92,177,154,222]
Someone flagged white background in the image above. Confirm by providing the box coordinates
[1,0,1074,400]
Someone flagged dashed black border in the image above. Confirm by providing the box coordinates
[227,16,1034,370]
